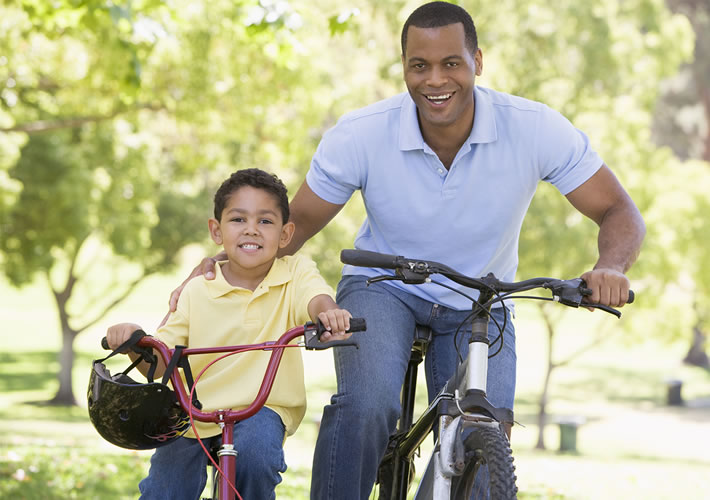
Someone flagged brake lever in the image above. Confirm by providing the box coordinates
[366,275,400,285]
[366,270,430,286]
[585,303,622,318]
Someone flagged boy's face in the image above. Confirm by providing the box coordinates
[208,186,294,280]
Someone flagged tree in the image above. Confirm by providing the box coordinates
[652,0,710,366]
[0,0,357,404]
[654,0,710,162]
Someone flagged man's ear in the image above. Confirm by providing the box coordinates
[474,48,483,76]
[208,218,223,245]
[279,221,295,248]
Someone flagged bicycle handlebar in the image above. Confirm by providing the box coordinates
[341,249,634,316]
[100,318,366,424]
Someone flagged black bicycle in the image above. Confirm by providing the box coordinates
[339,249,634,500]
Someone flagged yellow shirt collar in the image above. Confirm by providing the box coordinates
[207,257,291,299]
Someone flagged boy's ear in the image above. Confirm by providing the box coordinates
[208,218,222,245]
[279,221,295,248]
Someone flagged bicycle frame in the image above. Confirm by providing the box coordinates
[380,301,514,500]
[341,248,633,499]
[121,319,362,500]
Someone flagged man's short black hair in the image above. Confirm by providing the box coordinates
[401,2,478,56]
[213,168,289,223]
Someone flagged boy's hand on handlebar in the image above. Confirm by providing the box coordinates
[106,323,144,351]
[580,268,630,308]
[317,309,353,341]
[162,252,226,327]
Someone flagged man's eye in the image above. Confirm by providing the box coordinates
[446,61,459,68]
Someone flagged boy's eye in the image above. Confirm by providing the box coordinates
[259,218,274,224]
[231,217,245,223]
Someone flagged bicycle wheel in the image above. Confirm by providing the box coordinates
[449,427,517,500]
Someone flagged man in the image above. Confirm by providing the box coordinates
[170,2,645,498]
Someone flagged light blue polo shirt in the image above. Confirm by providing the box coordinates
[306,86,602,310]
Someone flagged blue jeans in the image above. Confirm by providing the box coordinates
[139,406,287,500]
[311,275,516,500]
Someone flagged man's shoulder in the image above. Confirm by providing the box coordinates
[478,86,546,114]
[337,92,409,126]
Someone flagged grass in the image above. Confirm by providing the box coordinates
[2,274,710,499]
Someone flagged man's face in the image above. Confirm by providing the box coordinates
[402,23,482,132]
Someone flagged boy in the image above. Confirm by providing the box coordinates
[106,168,352,499]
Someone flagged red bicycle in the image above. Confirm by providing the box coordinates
[88,318,365,500]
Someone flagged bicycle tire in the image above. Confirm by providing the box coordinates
[449,427,518,500]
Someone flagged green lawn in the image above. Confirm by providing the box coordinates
[2,275,709,499]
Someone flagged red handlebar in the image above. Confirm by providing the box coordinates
[138,324,308,425]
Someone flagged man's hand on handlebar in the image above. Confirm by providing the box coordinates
[162,252,227,327]
[580,268,631,308]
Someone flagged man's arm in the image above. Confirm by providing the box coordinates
[565,164,646,307]
[279,181,345,256]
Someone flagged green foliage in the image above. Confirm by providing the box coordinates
[0,0,704,400]
[0,448,148,500]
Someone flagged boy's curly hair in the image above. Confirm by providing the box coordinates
[213,168,289,223]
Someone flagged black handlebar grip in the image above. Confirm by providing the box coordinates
[340,249,401,269]
[101,337,110,350]
[627,290,635,304]
[348,317,367,333]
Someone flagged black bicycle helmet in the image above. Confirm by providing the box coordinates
[87,330,191,450]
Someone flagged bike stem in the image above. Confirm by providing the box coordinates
[466,302,492,394]
[217,417,238,500]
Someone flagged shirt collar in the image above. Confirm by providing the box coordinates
[398,86,498,151]
[207,257,291,298]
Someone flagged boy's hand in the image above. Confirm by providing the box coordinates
[318,309,353,341]
[106,323,143,351]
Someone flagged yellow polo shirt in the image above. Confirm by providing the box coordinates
[156,254,334,438]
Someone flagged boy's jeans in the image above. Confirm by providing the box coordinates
[139,406,286,500]
[311,275,516,500]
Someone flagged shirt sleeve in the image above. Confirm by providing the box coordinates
[536,105,603,195]
[155,288,191,348]
[290,256,336,326]
[305,119,364,205]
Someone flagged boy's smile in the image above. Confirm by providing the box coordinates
[208,185,294,290]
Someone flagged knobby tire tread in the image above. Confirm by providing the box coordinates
[450,426,518,500]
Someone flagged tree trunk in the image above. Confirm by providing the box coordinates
[49,325,79,406]
[535,303,557,450]
[684,324,709,368]
[49,271,79,406]
[535,365,553,450]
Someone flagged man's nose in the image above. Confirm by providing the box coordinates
[426,66,447,87]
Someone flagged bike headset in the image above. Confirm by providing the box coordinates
[88,330,202,450]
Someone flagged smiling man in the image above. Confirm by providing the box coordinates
[170,2,645,498]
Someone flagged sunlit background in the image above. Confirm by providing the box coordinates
[1,0,709,498]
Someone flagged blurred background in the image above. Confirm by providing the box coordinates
[1,0,709,498]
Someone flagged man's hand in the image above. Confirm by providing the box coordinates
[161,253,224,327]
[318,309,353,341]
[106,323,143,351]
[580,268,630,308]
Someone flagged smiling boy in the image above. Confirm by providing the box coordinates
[106,168,351,499]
